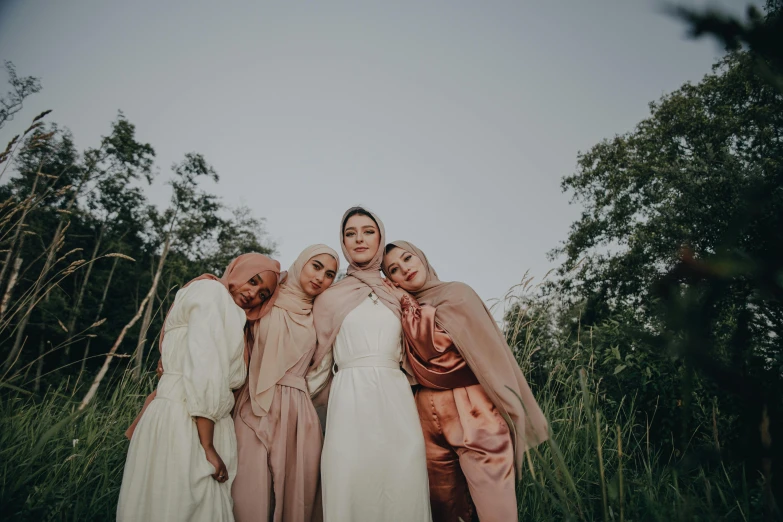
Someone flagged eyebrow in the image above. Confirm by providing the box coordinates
[386,250,409,270]
[312,260,324,268]
[344,225,376,232]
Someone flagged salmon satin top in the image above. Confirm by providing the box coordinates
[400,294,479,390]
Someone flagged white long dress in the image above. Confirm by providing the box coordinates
[321,295,432,521]
[117,279,247,522]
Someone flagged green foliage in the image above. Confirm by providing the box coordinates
[544,3,783,516]
[0,372,154,520]
[0,61,41,130]
[0,108,274,389]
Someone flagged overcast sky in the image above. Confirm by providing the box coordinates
[0,0,756,315]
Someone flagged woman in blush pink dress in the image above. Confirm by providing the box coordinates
[232,244,339,522]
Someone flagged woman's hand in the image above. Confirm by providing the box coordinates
[195,416,227,483]
[382,278,410,302]
[204,445,228,483]
[156,359,164,378]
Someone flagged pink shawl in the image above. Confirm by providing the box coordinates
[246,244,339,419]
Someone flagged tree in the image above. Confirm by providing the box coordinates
[131,153,274,377]
[548,3,783,513]
[0,61,41,131]
[552,45,782,352]
[2,114,155,373]
[65,113,155,352]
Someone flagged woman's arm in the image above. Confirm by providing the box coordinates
[183,280,240,482]
[195,417,228,483]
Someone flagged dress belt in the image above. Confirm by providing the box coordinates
[277,374,308,393]
[336,355,401,372]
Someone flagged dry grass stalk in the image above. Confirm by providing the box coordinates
[65,225,107,354]
[0,168,40,291]
[78,256,163,411]
[617,424,624,522]
[56,319,68,333]
[0,256,22,319]
[596,411,608,522]
[103,252,135,261]
[133,237,170,378]
[90,318,107,329]
[79,257,119,376]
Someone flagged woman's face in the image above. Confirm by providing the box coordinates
[383,247,427,292]
[300,253,338,297]
[343,214,380,266]
[232,271,277,311]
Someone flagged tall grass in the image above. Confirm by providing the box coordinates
[513,352,752,521]
[0,369,154,520]
[498,279,759,521]
[0,311,761,521]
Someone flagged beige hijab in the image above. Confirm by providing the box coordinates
[247,244,339,418]
[384,241,550,473]
[310,207,405,371]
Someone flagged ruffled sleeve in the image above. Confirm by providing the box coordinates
[182,280,242,421]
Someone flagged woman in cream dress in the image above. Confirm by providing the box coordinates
[117,254,281,522]
[308,207,431,522]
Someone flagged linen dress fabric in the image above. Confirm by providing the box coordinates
[309,208,432,522]
[124,253,283,440]
[117,253,281,522]
[385,241,550,522]
[116,279,248,522]
[232,244,339,522]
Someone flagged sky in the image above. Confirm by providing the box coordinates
[0,0,757,316]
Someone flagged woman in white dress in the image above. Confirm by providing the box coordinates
[117,253,281,522]
[308,207,432,522]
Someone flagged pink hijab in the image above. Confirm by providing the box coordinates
[182,253,282,321]
[310,207,404,371]
[125,253,281,440]
[245,244,339,420]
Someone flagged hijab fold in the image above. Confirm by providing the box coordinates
[311,208,407,373]
[384,241,549,474]
[245,244,339,421]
